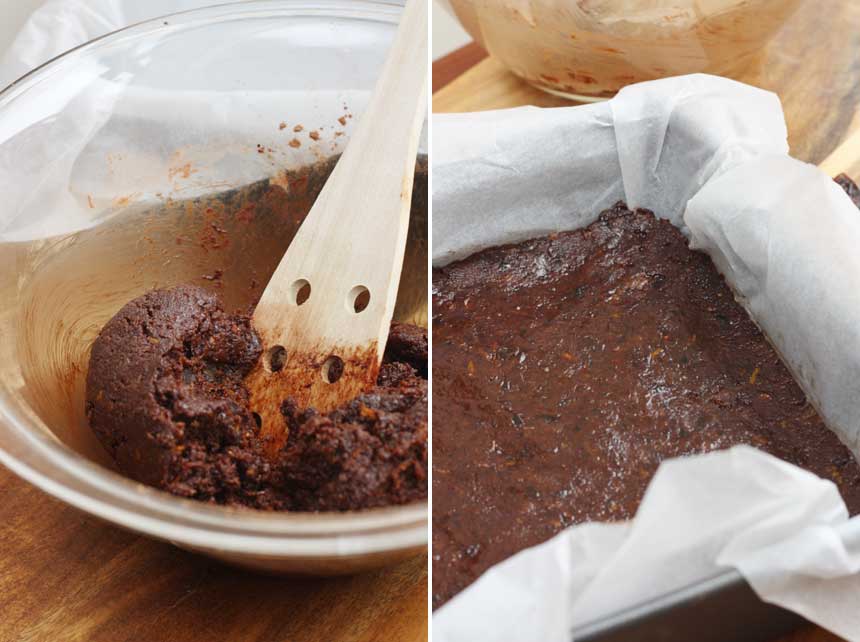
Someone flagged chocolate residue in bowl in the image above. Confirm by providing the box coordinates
[158,154,427,325]
[85,285,427,511]
[431,183,860,607]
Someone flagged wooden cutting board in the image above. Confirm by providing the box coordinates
[431,2,860,641]
[0,465,427,642]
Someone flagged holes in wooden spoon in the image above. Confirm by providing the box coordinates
[266,345,287,373]
[290,279,311,305]
[252,412,262,428]
[348,285,371,313]
[322,355,344,384]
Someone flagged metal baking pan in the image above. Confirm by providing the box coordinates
[571,570,804,641]
[573,513,860,640]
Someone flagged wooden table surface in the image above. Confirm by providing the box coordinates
[432,2,860,640]
[0,465,428,642]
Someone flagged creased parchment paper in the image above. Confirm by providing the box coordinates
[0,0,424,243]
[432,74,860,641]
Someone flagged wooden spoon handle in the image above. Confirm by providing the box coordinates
[254,0,427,341]
[249,0,428,447]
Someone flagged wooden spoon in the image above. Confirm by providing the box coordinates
[245,0,428,456]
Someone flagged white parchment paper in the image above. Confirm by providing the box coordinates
[0,0,424,243]
[432,74,860,640]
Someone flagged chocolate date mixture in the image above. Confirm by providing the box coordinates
[432,182,860,608]
[836,173,860,208]
[86,285,427,511]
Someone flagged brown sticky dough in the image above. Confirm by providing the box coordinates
[836,173,860,208]
[85,285,427,511]
[431,195,860,609]
[251,340,381,459]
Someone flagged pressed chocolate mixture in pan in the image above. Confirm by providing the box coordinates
[836,173,860,208]
[432,189,860,608]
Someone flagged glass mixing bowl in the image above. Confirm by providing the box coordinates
[0,0,428,574]
[443,0,804,101]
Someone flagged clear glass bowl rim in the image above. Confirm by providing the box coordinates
[0,0,427,557]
